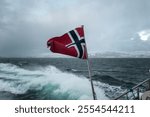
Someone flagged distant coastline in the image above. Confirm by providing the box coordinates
[1,51,150,58]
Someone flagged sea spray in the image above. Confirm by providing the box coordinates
[0,63,108,99]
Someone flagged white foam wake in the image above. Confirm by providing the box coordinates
[0,63,109,99]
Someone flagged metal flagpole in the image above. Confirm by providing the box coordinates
[82,25,97,100]
[86,55,97,100]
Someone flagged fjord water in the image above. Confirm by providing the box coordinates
[0,58,150,100]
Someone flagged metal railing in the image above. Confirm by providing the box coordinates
[115,78,150,100]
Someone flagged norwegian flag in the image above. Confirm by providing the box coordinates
[47,26,87,59]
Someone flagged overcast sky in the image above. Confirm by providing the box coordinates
[0,0,150,57]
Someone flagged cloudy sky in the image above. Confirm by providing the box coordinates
[0,0,150,57]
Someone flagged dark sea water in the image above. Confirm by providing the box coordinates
[0,58,150,100]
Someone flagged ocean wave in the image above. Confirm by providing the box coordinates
[92,74,136,88]
[0,63,110,99]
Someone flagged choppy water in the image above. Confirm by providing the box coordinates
[0,58,150,100]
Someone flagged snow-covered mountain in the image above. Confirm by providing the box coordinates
[89,51,150,58]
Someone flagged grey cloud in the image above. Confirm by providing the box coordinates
[0,0,150,57]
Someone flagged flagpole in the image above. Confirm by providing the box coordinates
[82,25,97,100]
[86,55,97,100]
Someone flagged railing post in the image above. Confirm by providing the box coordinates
[148,79,150,90]
[137,88,140,100]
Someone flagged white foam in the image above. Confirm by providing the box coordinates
[0,63,108,99]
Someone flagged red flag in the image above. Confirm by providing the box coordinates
[47,26,87,59]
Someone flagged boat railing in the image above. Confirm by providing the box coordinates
[114,78,150,100]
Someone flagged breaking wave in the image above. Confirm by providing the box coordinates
[0,63,122,100]
[0,63,105,99]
